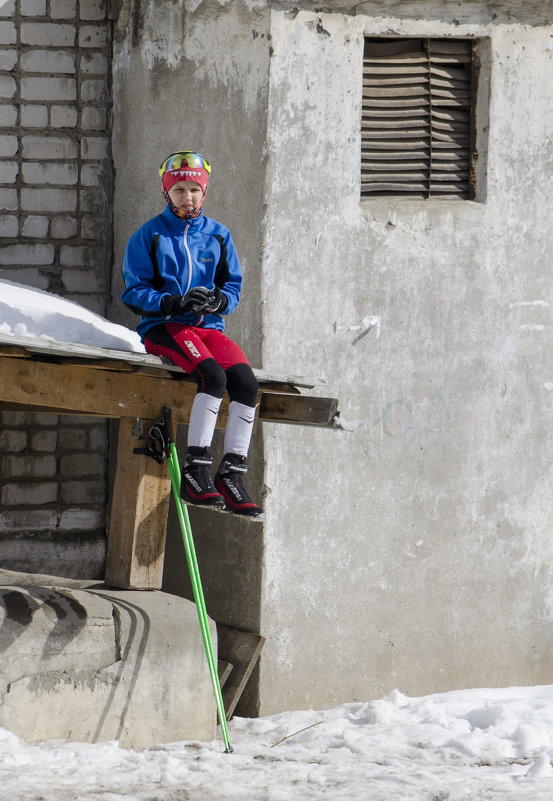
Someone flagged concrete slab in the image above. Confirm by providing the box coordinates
[0,570,216,747]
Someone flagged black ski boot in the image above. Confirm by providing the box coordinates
[181,447,225,508]
[215,453,263,517]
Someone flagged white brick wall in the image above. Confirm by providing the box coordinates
[0,161,18,182]
[22,215,49,236]
[21,75,77,100]
[21,134,79,159]
[0,0,113,560]
[0,135,18,156]
[20,50,76,72]
[0,22,17,45]
[0,242,55,264]
[20,105,48,126]
[0,509,58,531]
[21,22,76,45]
[21,187,77,212]
[0,75,16,97]
[0,215,18,236]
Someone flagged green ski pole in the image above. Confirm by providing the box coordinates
[159,410,233,754]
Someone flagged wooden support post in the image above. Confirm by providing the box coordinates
[105,417,171,590]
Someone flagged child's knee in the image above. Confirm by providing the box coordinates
[194,358,226,398]
[225,363,258,406]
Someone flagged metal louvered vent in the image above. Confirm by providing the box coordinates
[361,38,477,199]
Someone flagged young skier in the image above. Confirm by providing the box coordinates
[121,150,262,516]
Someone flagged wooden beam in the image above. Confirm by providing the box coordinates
[105,418,171,590]
[0,346,31,358]
[0,333,326,389]
[0,354,338,427]
[258,393,338,426]
[0,356,198,425]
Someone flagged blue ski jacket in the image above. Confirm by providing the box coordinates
[121,206,243,340]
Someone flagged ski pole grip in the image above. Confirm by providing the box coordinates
[163,406,175,444]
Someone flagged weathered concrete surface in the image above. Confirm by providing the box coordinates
[256,6,553,713]
[0,570,215,746]
[109,0,271,367]
[0,531,106,581]
[111,0,553,719]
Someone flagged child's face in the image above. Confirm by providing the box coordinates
[168,180,204,214]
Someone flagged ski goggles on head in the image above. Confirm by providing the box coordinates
[159,151,211,177]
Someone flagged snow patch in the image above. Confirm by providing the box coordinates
[0,279,144,353]
[1,685,553,798]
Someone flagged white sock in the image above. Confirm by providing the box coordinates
[223,401,256,456]
[188,392,222,449]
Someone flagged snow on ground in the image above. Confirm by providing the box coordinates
[0,279,144,353]
[1,686,553,801]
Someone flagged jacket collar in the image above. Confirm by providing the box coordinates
[161,205,204,231]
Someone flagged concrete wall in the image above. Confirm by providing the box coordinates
[257,3,553,713]
[0,0,114,577]
[112,0,553,717]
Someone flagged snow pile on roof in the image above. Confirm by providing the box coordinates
[2,685,553,800]
[0,279,144,353]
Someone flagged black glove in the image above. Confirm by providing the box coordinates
[202,287,228,314]
[160,287,222,316]
[183,286,215,312]
[160,294,188,316]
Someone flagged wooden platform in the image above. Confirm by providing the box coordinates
[0,333,339,590]
[0,333,337,427]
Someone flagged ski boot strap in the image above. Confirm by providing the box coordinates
[220,457,248,475]
[186,451,213,467]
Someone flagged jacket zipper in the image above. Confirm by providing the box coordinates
[183,222,192,293]
[183,221,204,323]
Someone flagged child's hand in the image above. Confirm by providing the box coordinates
[202,288,228,314]
[160,294,188,315]
[185,286,216,312]
[160,287,214,315]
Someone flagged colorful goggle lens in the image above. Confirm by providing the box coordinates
[159,152,211,176]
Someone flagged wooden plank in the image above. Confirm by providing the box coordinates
[0,334,159,369]
[0,356,338,427]
[258,393,338,426]
[0,356,199,425]
[0,333,325,390]
[363,74,427,86]
[255,381,300,395]
[105,417,171,590]
[218,660,233,689]
[362,118,429,130]
[364,40,426,59]
[429,39,472,55]
[363,161,429,172]
[216,624,265,719]
[256,369,324,390]
[363,86,429,98]
[362,150,430,161]
[362,139,431,151]
[0,346,32,358]
[55,358,135,372]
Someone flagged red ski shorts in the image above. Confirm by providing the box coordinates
[144,323,250,373]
